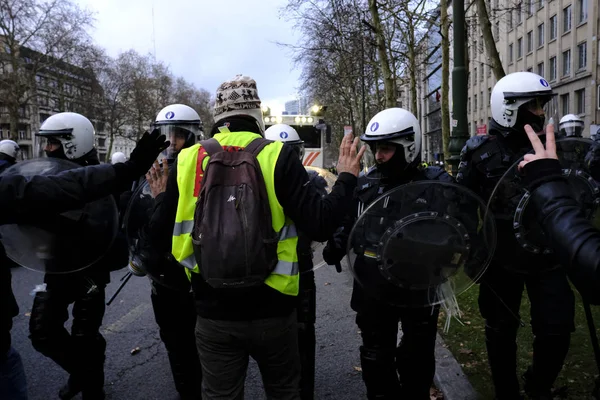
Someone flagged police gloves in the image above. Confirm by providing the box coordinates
[113,129,170,186]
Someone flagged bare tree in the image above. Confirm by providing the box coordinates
[0,0,94,140]
[171,77,214,132]
[440,1,451,158]
[476,0,505,80]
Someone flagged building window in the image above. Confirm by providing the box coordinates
[538,0,544,9]
[488,88,491,105]
[578,0,587,23]
[487,65,491,78]
[562,49,571,76]
[494,21,500,39]
[561,93,570,116]
[527,31,533,53]
[576,89,585,114]
[517,2,523,24]
[468,97,471,113]
[509,43,514,63]
[527,67,533,72]
[527,0,534,16]
[549,56,557,80]
[480,91,484,108]
[474,94,478,111]
[537,62,544,77]
[517,37,523,58]
[537,23,544,47]
[550,15,557,40]
[18,130,26,140]
[508,10,514,30]
[473,67,477,85]
[577,42,587,70]
[563,5,572,32]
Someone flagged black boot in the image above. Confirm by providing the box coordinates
[58,376,82,400]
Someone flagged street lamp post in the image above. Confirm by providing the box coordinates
[448,0,469,175]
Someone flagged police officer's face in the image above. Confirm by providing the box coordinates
[43,138,61,153]
[172,132,187,152]
[375,143,396,164]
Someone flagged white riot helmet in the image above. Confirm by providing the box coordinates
[0,140,20,161]
[153,104,203,160]
[360,107,421,168]
[36,112,95,160]
[111,152,127,164]
[559,114,584,138]
[265,123,305,160]
[490,71,556,134]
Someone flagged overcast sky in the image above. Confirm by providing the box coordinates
[75,0,302,110]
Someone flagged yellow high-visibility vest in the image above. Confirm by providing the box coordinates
[171,131,300,296]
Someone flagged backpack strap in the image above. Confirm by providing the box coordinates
[199,138,224,156]
[244,138,272,156]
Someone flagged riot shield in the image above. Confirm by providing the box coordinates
[485,137,600,273]
[347,181,496,308]
[0,158,118,274]
[124,179,190,291]
[305,166,336,193]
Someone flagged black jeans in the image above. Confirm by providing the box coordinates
[195,311,301,400]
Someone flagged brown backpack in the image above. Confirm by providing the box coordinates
[190,137,279,290]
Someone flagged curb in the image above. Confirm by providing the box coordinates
[434,333,479,400]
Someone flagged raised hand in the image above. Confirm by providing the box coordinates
[336,134,367,177]
[518,123,558,170]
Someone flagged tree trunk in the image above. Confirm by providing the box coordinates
[368,0,396,108]
[476,0,505,80]
[441,0,451,160]
[9,108,18,141]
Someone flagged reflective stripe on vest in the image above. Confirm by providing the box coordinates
[171,131,300,296]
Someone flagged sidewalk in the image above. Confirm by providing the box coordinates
[434,333,479,400]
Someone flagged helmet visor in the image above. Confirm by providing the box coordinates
[156,124,201,160]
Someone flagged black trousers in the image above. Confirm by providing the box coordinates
[29,273,107,395]
[150,270,202,398]
[297,268,316,400]
[352,283,439,400]
[479,265,575,399]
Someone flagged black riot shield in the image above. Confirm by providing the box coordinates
[347,181,496,308]
[0,158,118,274]
[124,179,190,291]
[485,137,600,274]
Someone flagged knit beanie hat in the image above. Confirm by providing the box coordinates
[213,74,265,132]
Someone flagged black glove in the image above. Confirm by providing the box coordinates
[127,129,169,176]
[322,230,346,266]
[113,129,169,186]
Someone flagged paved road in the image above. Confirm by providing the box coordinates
[10,247,368,399]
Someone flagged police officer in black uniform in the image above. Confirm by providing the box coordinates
[28,112,130,400]
[137,103,204,400]
[0,140,20,174]
[264,123,328,400]
[457,72,573,400]
[323,107,453,400]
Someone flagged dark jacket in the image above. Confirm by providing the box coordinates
[524,158,600,304]
[1,163,136,357]
[456,123,557,269]
[144,120,358,321]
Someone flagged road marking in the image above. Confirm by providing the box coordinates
[102,303,151,335]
